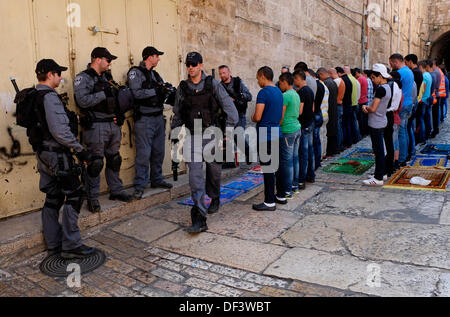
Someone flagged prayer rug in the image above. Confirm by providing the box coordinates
[409,155,448,168]
[384,167,450,191]
[421,144,450,156]
[178,187,244,207]
[223,173,264,192]
[322,158,375,175]
[344,148,376,161]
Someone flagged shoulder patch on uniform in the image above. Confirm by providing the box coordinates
[74,76,83,87]
[128,70,137,80]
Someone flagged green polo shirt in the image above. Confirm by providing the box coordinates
[349,74,358,106]
[281,89,301,134]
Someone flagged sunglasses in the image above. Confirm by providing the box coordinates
[52,71,62,77]
[186,62,198,68]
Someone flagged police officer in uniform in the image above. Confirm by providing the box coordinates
[128,46,173,200]
[218,65,253,166]
[34,59,95,259]
[74,47,132,213]
[171,52,238,233]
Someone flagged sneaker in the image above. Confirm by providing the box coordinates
[292,188,300,194]
[363,177,384,186]
[298,183,306,190]
[370,174,388,181]
[285,192,294,200]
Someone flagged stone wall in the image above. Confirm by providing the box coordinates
[427,0,450,64]
[178,0,430,112]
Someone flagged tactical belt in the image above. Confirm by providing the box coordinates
[93,117,116,123]
[140,111,164,117]
[38,146,71,154]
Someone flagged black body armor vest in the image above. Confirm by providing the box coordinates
[222,77,248,115]
[129,66,164,110]
[180,76,220,131]
[82,68,116,114]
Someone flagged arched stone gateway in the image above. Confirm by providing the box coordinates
[430,30,450,69]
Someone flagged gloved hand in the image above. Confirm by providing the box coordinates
[76,150,93,163]
[104,85,114,98]
[115,114,125,127]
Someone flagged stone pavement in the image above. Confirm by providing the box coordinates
[1,119,450,297]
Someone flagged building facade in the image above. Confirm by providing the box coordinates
[0,0,446,219]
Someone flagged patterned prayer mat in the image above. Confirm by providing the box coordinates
[323,158,375,175]
[344,148,376,161]
[223,173,264,192]
[409,155,449,168]
[178,187,244,207]
[421,144,450,156]
[384,167,450,191]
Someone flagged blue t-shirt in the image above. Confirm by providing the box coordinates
[422,72,433,102]
[398,66,414,107]
[256,86,283,141]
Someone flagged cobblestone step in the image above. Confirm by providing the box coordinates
[0,167,244,262]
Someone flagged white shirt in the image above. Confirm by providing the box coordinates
[386,81,402,112]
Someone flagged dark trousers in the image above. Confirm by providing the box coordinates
[342,105,353,147]
[358,104,369,136]
[258,139,276,204]
[370,127,386,181]
[384,112,394,176]
[432,98,440,136]
[326,135,338,156]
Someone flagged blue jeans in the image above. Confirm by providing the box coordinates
[313,113,324,169]
[417,101,426,143]
[424,98,433,140]
[399,105,412,163]
[336,105,344,151]
[237,114,247,129]
[276,130,301,195]
[444,95,448,120]
[350,106,361,144]
[299,124,315,183]
[393,124,400,151]
[408,102,417,157]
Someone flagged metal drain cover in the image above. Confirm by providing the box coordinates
[39,249,107,278]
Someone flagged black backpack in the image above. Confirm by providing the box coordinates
[14,88,52,151]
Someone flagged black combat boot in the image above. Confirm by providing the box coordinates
[109,192,133,202]
[61,245,96,259]
[187,207,208,234]
[87,199,101,213]
[207,198,220,214]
